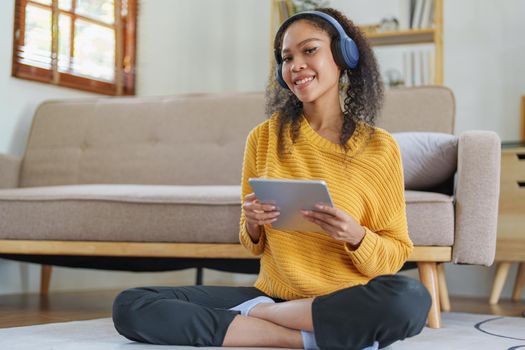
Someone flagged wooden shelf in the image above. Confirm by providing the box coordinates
[363,28,435,46]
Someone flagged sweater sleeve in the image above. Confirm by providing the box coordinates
[344,136,413,277]
[239,127,266,256]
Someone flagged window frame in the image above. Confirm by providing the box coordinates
[12,0,137,96]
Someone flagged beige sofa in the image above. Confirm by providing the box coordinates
[0,86,500,328]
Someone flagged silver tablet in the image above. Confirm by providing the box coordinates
[248,178,334,233]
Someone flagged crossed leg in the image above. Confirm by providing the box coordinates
[223,298,314,347]
[113,276,430,349]
[224,275,431,349]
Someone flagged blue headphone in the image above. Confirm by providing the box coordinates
[274,11,359,90]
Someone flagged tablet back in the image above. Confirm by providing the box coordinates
[248,178,333,233]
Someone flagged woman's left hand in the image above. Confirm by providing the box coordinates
[301,204,366,247]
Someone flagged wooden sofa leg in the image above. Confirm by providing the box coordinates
[489,262,511,304]
[417,262,441,328]
[511,262,525,301]
[437,263,451,311]
[40,265,52,296]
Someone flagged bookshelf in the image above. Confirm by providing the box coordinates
[361,0,443,85]
[270,0,444,85]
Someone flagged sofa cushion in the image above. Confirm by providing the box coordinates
[0,185,454,247]
[393,132,458,190]
[405,190,454,246]
[0,185,242,243]
[0,184,240,204]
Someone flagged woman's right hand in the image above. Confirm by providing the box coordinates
[243,193,280,241]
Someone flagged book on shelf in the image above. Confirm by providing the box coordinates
[409,0,434,29]
[420,0,434,28]
[413,51,420,85]
[279,0,290,20]
[411,0,424,29]
[403,52,410,86]
[401,48,435,87]
[409,0,417,30]
[399,0,412,30]
[271,0,294,25]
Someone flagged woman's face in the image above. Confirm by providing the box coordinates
[280,20,341,104]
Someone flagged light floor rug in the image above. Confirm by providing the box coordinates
[0,312,524,350]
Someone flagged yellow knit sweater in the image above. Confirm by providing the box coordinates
[239,114,413,300]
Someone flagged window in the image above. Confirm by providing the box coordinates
[12,0,137,95]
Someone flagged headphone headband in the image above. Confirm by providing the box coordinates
[279,11,348,43]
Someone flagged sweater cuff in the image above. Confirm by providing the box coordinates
[240,225,266,256]
[345,227,378,265]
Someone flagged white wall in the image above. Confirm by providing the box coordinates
[0,0,524,298]
[0,1,96,157]
[136,0,270,96]
[445,0,525,139]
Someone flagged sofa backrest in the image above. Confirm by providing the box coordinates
[20,93,266,187]
[376,86,455,133]
[20,86,455,187]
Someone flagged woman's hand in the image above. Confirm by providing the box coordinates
[301,203,366,248]
[243,193,280,242]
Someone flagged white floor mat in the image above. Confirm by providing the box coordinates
[0,312,524,349]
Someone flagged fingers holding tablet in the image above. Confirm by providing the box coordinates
[243,192,281,226]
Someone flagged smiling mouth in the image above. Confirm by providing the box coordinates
[294,76,315,86]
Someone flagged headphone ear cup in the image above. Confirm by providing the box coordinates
[275,63,288,89]
[330,38,346,68]
[332,37,359,70]
[341,37,359,69]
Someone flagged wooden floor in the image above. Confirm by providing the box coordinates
[0,289,524,329]
[0,289,119,328]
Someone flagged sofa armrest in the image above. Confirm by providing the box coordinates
[453,131,501,266]
[0,153,22,189]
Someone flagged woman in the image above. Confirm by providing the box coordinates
[112,8,431,350]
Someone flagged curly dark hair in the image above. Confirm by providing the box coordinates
[266,8,384,156]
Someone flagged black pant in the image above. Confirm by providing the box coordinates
[112,275,431,349]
